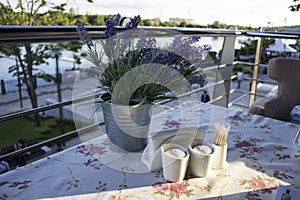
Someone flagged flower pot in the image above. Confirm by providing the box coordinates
[101,94,152,152]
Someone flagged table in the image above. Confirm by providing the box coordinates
[1,101,300,200]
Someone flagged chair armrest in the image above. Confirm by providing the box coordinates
[249,96,292,121]
[249,96,277,116]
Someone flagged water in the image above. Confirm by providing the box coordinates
[0,54,91,81]
[0,50,92,93]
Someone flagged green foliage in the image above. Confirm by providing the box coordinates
[34,126,51,135]
[289,0,300,11]
[240,39,257,56]
[240,38,275,63]
[86,14,107,25]
[140,19,154,26]
[0,2,260,28]
[0,45,21,58]
[232,64,252,76]
[0,116,75,148]
[208,51,218,61]
[0,1,84,127]
[210,21,227,29]
[179,21,188,27]
[43,118,58,127]
[160,21,179,27]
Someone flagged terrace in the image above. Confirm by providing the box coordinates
[0,25,299,199]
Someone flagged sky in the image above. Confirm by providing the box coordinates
[59,0,300,27]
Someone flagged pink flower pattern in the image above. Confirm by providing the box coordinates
[163,119,181,129]
[1,106,299,200]
[248,179,267,191]
[87,144,105,155]
[76,144,106,156]
[236,140,263,153]
[229,113,252,126]
[108,195,116,200]
[152,181,194,199]
[170,183,188,195]
[241,175,279,199]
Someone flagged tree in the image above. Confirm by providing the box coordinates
[240,38,275,63]
[140,19,154,26]
[289,0,300,11]
[179,21,187,27]
[0,1,87,126]
[210,21,227,29]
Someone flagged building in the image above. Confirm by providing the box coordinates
[169,18,195,25]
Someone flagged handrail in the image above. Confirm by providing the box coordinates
[234,61,267,68]
[0,93,99,123]
[245,30,300,39]
[0,26,299,44]
[0,122,104,160]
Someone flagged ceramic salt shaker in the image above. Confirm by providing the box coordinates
[189,140,215,177]
[161,143,189,182]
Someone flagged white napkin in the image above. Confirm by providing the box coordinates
[141,127,203,171]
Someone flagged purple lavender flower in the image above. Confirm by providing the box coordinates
[103,14,121,51]
[119,32,132,52]
[78,13,211,104]
[191,35,200,41]
[119,15,141,52]
[105,14,120,39]
[124,15,141,31]
[150,51,189,66]
[168,36,211,64]
[203,44,212,51]
[136,29,157,49]
[76,22,93,50]
[188,75,206,87]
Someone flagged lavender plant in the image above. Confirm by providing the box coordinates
[77,14,211,105]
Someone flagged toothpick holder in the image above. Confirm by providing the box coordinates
[212,143,228,169]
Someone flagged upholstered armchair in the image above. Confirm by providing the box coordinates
[249,57,300,121]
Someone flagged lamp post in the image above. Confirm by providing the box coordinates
[16,56,23,108]
[52,47,65,138]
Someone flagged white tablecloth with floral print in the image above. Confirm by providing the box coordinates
[1,102,300,200]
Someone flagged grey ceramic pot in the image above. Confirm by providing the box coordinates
[101,95,152,152]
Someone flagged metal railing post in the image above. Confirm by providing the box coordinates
[16,56,23,108]
[212,25,237,107]
[1,79,6,95]
[249,27,263,107]
[53,47,65,137]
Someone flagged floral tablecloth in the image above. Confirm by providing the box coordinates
[1,102,300,200]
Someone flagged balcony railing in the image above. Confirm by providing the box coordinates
[0,25,299,165]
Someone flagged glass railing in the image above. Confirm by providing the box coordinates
[0,25,299,169]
